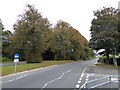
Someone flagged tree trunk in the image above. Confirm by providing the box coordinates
[105,49,110,64]
[113,49,117,67]
[106,49,109,59]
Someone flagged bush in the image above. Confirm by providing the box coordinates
[99,56,106,63]
[26,54,43,63]
[2,57,12,62]
[117,58,120,66]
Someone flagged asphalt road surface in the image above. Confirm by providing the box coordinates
[1,59,119,90]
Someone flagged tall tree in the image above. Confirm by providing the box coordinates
[0,19,4,57]
[52,20,92,60]
[2,30,12,58]
[13,4,51,63]
[89,7,119,59]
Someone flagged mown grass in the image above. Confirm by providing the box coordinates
[95,62,119,69]
[0,60,75,76]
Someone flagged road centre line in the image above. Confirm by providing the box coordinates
[42,70,72,88]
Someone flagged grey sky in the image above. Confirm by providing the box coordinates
[0,0,119,40]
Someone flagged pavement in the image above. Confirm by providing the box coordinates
[1,59,119,90]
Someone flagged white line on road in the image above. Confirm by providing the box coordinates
[90,81,110,88]
[15,74,28,80]
[0,79,15,83]
[80,82,87,88]
[80,73,92,88]
[42,70,72,88]
[1,65,57,78]
[78,81,81,83]
[1,68,52,83]
[1,74,28,83]
[88,73,95,77]
[79,66,87,79]
[75,66,87,89]
[75,84,80,88]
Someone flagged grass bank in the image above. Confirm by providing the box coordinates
[0,60,75,76]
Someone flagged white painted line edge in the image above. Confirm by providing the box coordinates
[78,81,81,84]
[75,84,80,88]
[42,70,72,88]
[90,81,110,88]
[1,65,57,78]
[75,66,87,89]
[1,74,28,83]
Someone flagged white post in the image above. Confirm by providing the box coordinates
[14,62,17,72]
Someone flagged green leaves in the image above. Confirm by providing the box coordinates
[2,5,93,62]
[89,7,119,57]
[52,20,92,60]
[13,4,50,63]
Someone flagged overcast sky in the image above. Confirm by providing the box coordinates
[0,0,119,40]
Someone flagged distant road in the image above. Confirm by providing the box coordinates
[0,61,26,67]
[1,59,118,89]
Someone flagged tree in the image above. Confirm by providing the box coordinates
[0,18,13,59]
[89,7,119,59]
[0,19,4,57]
[13,4,51,63]
[52,20,92,60]
[2,30,12,58]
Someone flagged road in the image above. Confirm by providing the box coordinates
[1,59,119,90]
[0,61,27,67]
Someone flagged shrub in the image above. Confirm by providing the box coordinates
[2,57,12,62]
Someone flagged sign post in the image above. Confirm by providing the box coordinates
[14,54,19,72]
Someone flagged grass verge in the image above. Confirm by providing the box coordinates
[0,60,75,76]
[95,62,119,69]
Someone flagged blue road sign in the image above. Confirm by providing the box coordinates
[14,54,19,59]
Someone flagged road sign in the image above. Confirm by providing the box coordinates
[14,59,19,62]
[14,54,19,59]
[14,54,19,72]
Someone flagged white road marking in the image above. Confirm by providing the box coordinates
[88,73,95,77]
[42,70,72,88]
[81,73,89,88]
[1,68,52,83]
[80,82,87,88]
[75,66,87,89]
[80,73,96,88]
[1,65,57,78]
[79,78,82,80]
[80,73,84,78]
[81,75,114,88]
[1,74,28,83]
[75,84,80,88]
[0,79,15,83]
[111,78,118,82]
[78,81,81,83]
[15,74,28,80]
[90,81,110,88]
